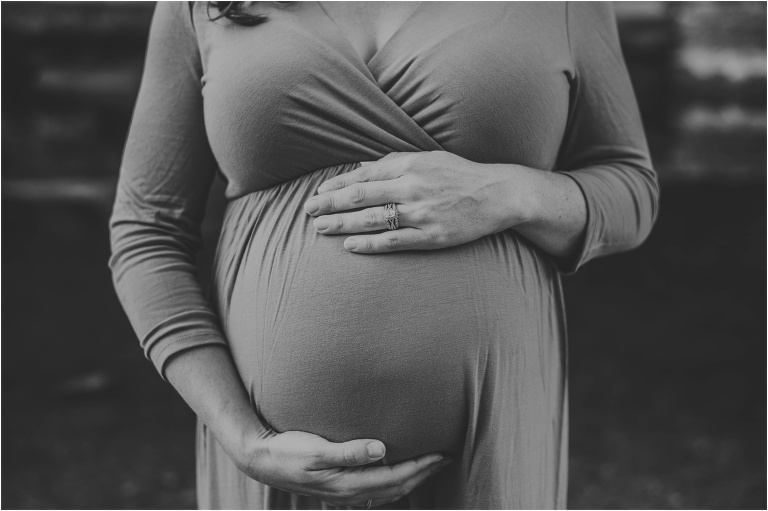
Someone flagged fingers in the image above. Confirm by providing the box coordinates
[316,160,403,194]
[342,453,452,505]
[313,204,415,234]
[263,431,452,509]
[376,455,451,496]
[310,439,387,470]
[305,181,401,216]
[377,152,411,162]
[343,228,426,253]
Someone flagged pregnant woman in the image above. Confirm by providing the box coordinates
[109,1,659,508]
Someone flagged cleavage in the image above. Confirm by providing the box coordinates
[317,1,420,64]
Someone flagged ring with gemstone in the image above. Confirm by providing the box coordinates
[383,203,399,230]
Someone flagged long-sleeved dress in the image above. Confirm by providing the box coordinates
[108,2,659,509]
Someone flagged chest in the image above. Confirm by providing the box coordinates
[317,1,421,64]
[197,2,575,194]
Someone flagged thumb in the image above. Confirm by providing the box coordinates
[318,439,386,468]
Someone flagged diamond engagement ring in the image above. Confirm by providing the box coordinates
[384,203,399,230]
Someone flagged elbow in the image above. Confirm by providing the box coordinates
[627,164,661,251]
[107,211,203,286]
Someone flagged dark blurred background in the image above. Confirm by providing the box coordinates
[2,2,765,508]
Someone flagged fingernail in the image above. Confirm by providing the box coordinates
[315,218,329,232]
[304,199,319,215]
[367,442,385,459]
[344,238,357,251]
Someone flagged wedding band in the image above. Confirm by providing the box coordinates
[383,203,399,230]
[366,499,373,509]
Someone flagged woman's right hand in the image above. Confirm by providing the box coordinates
[164,347,448,507]
[238,429,452,508]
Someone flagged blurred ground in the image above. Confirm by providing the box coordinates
[2,1,766,509]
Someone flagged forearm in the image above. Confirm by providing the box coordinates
[495,165,587,259]
[164,345,272,466]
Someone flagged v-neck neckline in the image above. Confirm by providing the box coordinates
[315,1,424,71]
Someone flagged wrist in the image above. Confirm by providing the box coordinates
[510,169,589,259]
[230,421,275,477]
[490,163,542,231]
[233,416,273,453]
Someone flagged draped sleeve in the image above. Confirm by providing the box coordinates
[554,1,661,274]
[108,2,228,380]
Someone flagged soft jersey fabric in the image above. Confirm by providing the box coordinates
[109,2,659,509]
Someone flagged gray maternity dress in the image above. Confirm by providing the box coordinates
[109,1,659,509]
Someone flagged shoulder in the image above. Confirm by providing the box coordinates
[152,1,215,35]
[566,2,617,34]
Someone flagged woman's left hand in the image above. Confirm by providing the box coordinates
[304,151,537,253]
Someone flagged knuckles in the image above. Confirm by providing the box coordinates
[431,229,449,247]
[407,207,428,225]
[385,235,400,250]
[401,176,427,201]
[356,167,371,182]
[349,184,367,204]
[364,209,380,229]
[321,195,335,211]
[341,448,359,467]
[421,227,447,247]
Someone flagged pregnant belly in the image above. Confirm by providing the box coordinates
[212,163,555,464]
